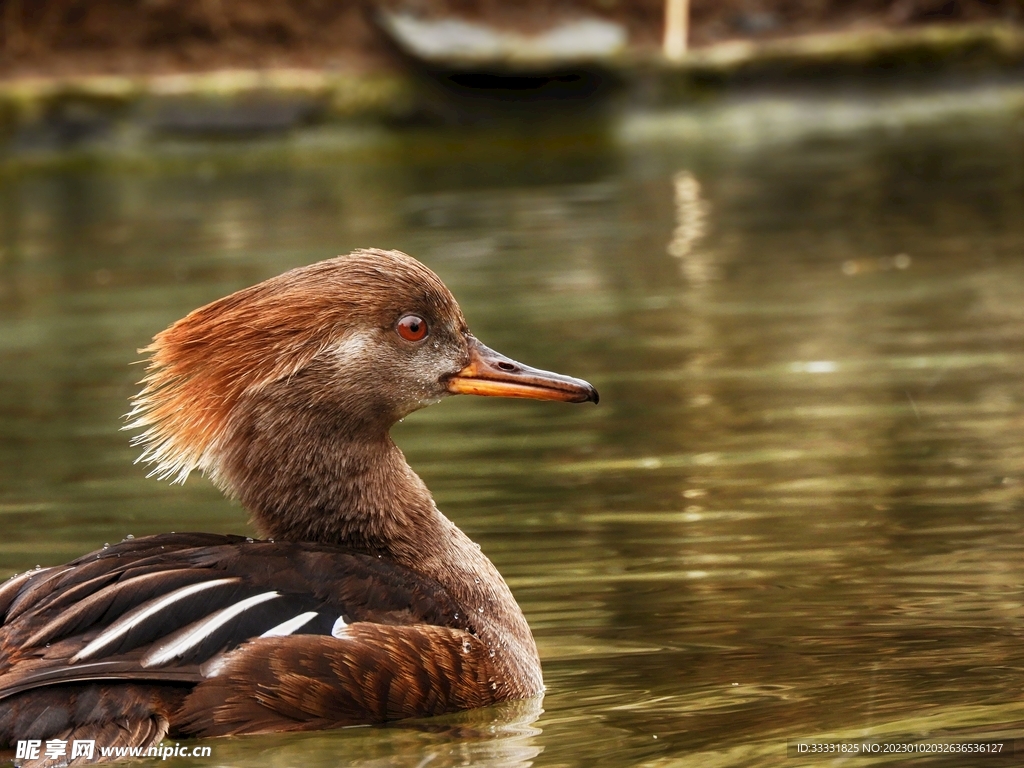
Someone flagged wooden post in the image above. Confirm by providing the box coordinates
[663,0,689,61]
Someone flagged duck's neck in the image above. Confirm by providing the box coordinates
[214,380,542,695]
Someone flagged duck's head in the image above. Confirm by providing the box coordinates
[128,249,597,486]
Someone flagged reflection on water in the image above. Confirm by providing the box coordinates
[182,699,544,768]
[2,107,1024,767]
[667,170,711,284]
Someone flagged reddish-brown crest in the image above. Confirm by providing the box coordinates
[127,249,459,484]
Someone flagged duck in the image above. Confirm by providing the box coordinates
[0,248,597,759]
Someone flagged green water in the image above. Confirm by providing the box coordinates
[2,100,1024,767]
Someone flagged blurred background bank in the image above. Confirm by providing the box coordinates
[1,0,1024,145]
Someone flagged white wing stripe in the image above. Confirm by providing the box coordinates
[259,611,318,638]
[72,577,239,662]
[141,591,280,668]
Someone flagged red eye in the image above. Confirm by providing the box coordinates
[396,315,428,342]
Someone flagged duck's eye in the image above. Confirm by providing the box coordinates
[396,315,428,342]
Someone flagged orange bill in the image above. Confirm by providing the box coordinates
[447,337,598,404]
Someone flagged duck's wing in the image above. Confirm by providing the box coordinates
[0,533,494,743]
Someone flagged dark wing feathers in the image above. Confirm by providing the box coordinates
[0,533,506,745]
[5,568,74,623]
[25,569,234,649]
[137,590,325,668]
[2,533,240,624]
[0,662,203,701]
[0,533,470,701]
[0,682,184,767]
[0,570,40,619]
